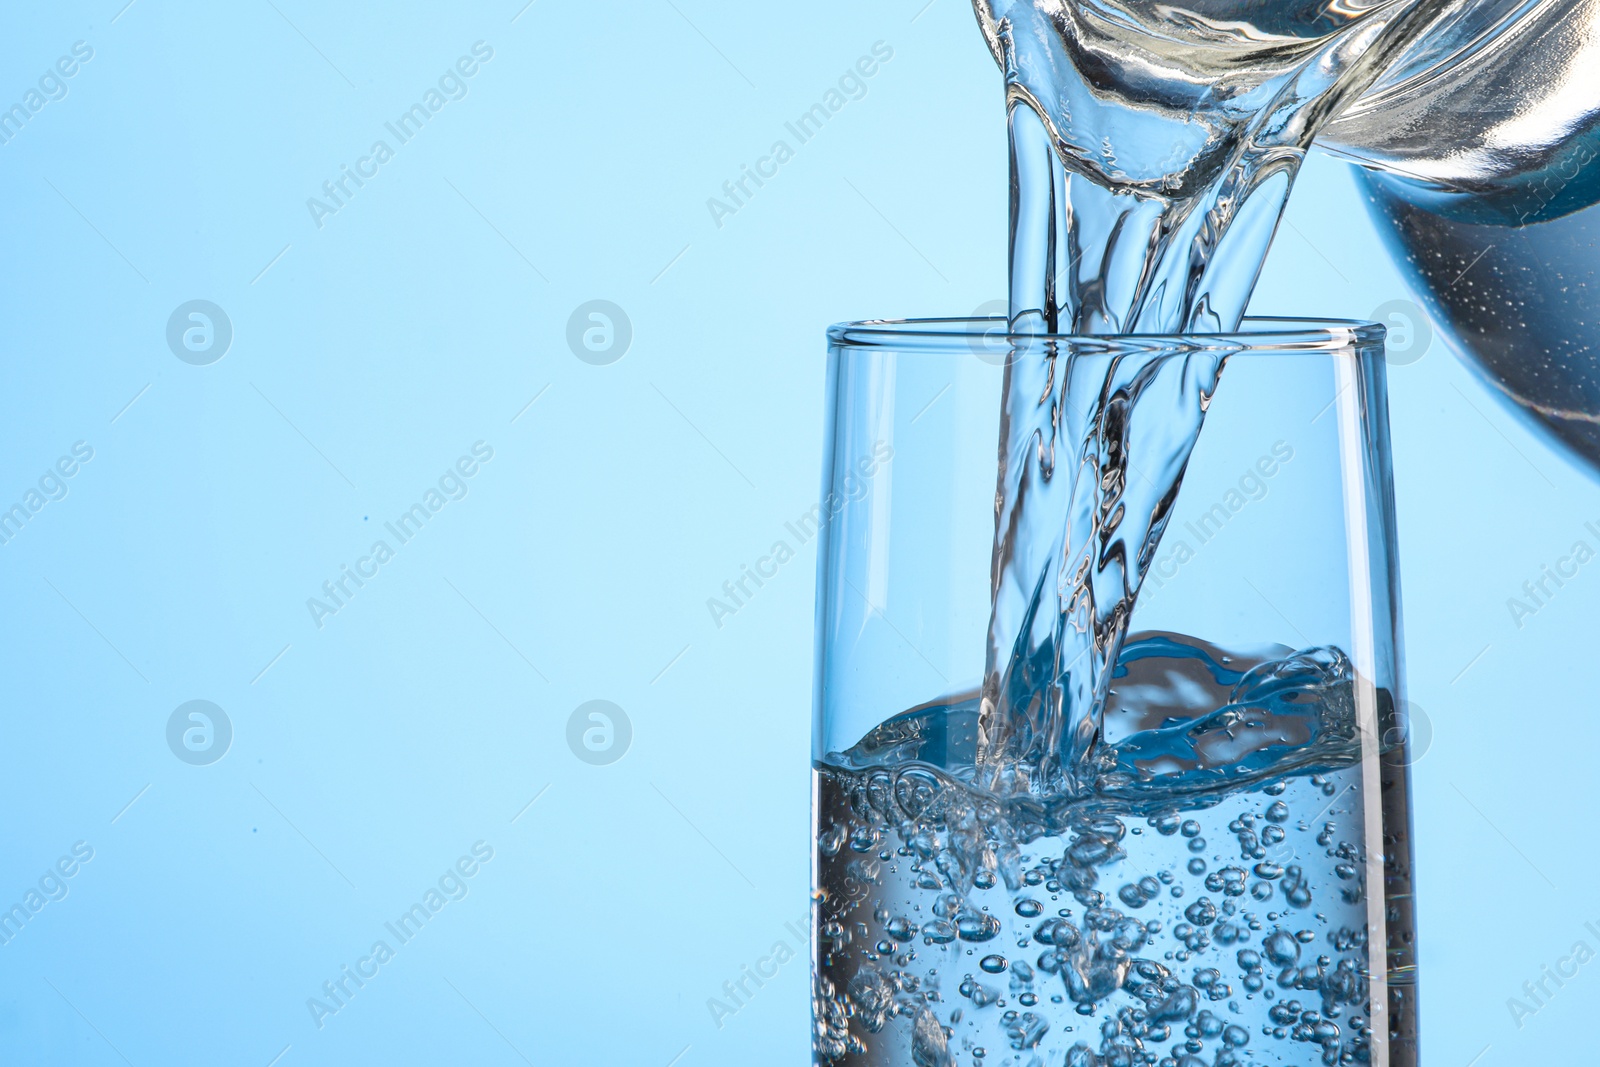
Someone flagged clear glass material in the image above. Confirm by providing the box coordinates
[811,319,1420,1067]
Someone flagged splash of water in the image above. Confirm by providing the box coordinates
[982,0,1443,333]
[974,0,1439,797]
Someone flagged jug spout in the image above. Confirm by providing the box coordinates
[1322,0,1600,225]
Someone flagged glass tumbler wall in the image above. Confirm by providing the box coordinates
[811,319,1420,1067]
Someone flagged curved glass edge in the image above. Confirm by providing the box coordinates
[826,316,1388,352]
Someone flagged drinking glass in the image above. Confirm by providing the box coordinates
[811,318,1420,1066]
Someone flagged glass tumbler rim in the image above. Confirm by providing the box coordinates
[826,315,1387,352]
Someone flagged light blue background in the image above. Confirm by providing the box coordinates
[0,1,1594,1064]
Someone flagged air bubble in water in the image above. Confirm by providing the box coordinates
[959,913,1003,942]
[1263,928,1300,967]
[960,976,1002,1007]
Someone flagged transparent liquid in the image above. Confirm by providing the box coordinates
[978,0,1600,794]
[814,765,1415,1066]
[814,635,1419,1066]
[980,0,1441,795]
